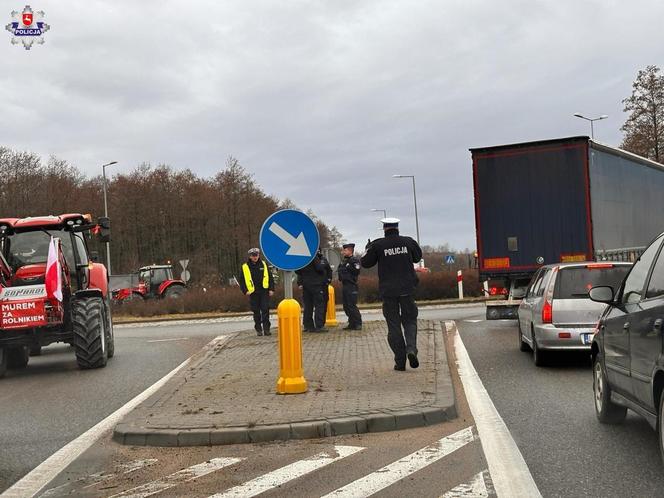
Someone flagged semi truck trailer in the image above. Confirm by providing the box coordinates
[471,136,664,319]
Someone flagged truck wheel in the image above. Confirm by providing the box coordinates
[72,296,108,369]
[29,345,42,356]
[7,346,29,369]
[486,307,501,320]
[105,298,115,359]
[517,320,530,352]
[0,348,8,378]
[164,286,184,299]
[594,352,626,424]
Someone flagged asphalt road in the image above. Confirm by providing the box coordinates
[0,303,484,494]
[457,318,664,498]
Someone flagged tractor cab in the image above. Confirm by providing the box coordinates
[137,265,185,299]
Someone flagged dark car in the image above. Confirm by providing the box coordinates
[590,232,664,461]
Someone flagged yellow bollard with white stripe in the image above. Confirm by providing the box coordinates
[276,298,308,394]
[325,284,338,327]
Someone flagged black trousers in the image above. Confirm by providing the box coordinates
[342,285,362,328]
[382,295,418,367]
[302,284,326,330]
[249,290,271,332]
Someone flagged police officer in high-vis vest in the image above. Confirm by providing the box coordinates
[361,218,422,371]
[239,248,275,336]
[338,243,362,330]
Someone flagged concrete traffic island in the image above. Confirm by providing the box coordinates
[113,320,456,447]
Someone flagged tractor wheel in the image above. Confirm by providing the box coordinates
[126,292,144,302]
[105,298,115,359]
[164,286,185,299]
[0,348,8,378]
[29,344,42,356]
[72,296,108,369]
[7,346,29,369]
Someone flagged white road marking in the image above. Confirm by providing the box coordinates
[209,445,365,498]
[448,321,541,497]
[40,459,159,496]
[322,427,475,498]
[108,458,242,498]
[146,337,189,343]
[1,335,234,498]
[82,459,159,489]
[441,470,490,497]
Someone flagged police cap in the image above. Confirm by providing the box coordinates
[381,217,400,229]
[342,243,355,250]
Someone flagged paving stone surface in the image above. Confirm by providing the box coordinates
[114,319,455,446]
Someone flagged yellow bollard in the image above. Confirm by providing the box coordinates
[276,298,308,394]
[325,284,338,327]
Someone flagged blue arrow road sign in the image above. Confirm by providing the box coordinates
[445,254,455,265]
[259,210,320,271]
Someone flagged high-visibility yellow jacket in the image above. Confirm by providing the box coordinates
[241,260,270,294]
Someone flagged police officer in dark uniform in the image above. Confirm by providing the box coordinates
[296,251,328,332]
[338,243,362,330]
[361,218,423,371]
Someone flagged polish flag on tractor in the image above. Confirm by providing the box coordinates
[45,237,63,302]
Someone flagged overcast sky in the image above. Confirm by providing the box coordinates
[2,1,663,251]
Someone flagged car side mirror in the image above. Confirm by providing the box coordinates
[589,286,615,304]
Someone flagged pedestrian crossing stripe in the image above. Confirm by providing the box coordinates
[41,427,483,498]
[208,445,365,498]
[321,426,476,498]
[442,470,490,497]
[40,459,159,497]
[108,457,243,498]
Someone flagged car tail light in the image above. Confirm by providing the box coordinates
[558,332,571,338]
[542,300,553,323]
[541,266,558,324]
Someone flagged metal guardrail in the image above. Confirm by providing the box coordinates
[595,246,646,262]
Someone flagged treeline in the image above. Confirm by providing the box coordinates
[0,149,339,284]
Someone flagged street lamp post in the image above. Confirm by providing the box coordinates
[392,174,420,244]
[370,208,387,219]
[573,113,608,140]
[101,161,118,274]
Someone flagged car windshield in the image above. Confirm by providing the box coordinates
[554,265,631,299]
[4,229,75,270]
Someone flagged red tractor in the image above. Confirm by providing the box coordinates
[0,213,114,377]
[111,264,186,302]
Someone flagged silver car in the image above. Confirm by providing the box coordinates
[517,261,632,366]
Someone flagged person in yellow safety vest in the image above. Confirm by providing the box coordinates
[239,248,275,336]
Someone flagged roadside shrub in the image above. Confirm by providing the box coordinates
[112,269,481,317]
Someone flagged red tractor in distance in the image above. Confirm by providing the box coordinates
[0,213,114,377]
[111,264,186,302]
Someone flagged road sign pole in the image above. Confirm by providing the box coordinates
[284,271,293,299]
[260,210,321,396]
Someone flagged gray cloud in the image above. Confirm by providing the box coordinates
[2,0,663,252]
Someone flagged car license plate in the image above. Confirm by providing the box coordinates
[581,333,593,345]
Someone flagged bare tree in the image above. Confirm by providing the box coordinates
[621,65,664,162]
